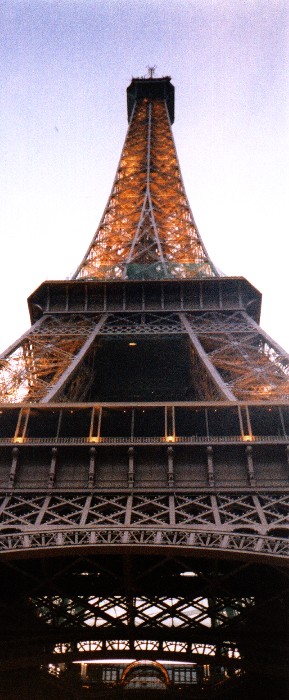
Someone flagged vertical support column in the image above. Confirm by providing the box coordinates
[56,410,62,438]
[42,315,108,402]
[9,447,19,488]
[125,494,133,526]
[206,446,215,487]
[245,406,253,437]
[245,445,255,487]
[49,447,58,488]
[128,447,134,487]
[65,285,69,312]
[89,407,95,439]
[97,408,102,440]
[131,410,135,441]
[167,446,174,487]
[278,408,286,437]
[167,446,175,525]
[15,408,29,439]
[211,495,222,528]
[169,494,175,526]
[141,284,145,311]
[88,447,96,488]
[238,405,245,437]
[165,406,175,440]
[179,313,237,400]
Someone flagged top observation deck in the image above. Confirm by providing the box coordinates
[127,75,175,123]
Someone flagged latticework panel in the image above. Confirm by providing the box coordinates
[0,315,101,403]
[31,592,253,633]
[184,311,289,401]
[74,98,216,280]
[2,492,289,538]
[99,312,185,334]
[2,309,289,403]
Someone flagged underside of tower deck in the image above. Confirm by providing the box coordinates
[0,76,288,700]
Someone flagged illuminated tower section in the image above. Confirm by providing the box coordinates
[74,77,217,281]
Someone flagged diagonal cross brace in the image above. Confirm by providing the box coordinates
[179,313,237,401]
[41,314,108,403]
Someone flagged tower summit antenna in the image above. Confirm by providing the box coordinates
[147,65,157,78]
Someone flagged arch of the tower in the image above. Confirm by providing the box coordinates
[121,660,170,689]
[0,546,288,699]
[1,520,289,563]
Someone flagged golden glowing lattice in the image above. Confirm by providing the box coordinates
[74,99,217,280]
[0,316,98,403]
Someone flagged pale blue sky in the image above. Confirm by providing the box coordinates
[1,0,288,351]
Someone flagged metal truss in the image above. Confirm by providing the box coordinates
[99,312,185,334]
[1,491,289,561]
[32,591,252,631]
[0,315,105,403]
[1,310,289,403]
[51,638,241,667]
[74,97,217,280]
[65,639,239,657]
[0,548,287,691]
[1,491,289,533]
[1,526,289,561]
[182,311,289,401]
[29,590,250,675]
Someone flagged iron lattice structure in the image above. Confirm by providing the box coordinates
[74,77,217,281]
[0,76,289,700]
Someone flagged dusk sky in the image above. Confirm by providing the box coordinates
[1,0,288,353]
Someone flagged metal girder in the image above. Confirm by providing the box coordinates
[0,525,289,562]
[30,591,253,631]
[2,309,288,404]
[183,311,289,401]
[1,502,289,562]
[28,278,262,322]
[2,491,289,537]
[0,315,102,403]
[42,315,107,403]
[99,312,185,334]
[180,313,236,400]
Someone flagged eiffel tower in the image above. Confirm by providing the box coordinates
[0,74,289,700]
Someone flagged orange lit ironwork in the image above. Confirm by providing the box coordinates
[0,316,101,403]
[74,97,217,280]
